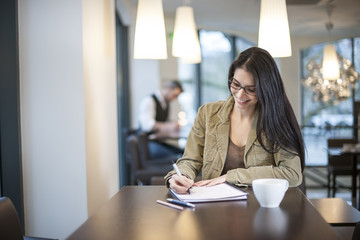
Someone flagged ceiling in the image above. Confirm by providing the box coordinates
[129,0,360,38]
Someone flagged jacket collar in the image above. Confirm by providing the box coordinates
[217,95,234,123]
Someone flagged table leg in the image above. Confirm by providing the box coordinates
[352,154,358,209]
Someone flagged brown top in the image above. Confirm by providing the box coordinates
[221,138,245,175]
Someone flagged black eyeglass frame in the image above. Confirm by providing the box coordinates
[228,78,256,96]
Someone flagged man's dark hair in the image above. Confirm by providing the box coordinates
[167,80,183,92]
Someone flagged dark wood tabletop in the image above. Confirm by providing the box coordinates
[67,186,339,240]
[310,198,360,226]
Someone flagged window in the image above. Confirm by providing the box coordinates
[301,38,359,166]
[354,37,360,101]
[199,30,233,105]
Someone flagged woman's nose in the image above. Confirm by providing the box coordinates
[235,88,246,97]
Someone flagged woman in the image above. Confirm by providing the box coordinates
[165,47,304,194]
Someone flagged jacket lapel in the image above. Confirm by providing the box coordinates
[215,96,233,167]
[244,112,258,157]
[216,122,230,166]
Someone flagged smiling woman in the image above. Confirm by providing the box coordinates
[165,47,304,194]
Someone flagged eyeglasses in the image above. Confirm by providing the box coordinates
[229,78,256,96]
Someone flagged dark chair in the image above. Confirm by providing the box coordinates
[125,130,175,185]
[137,131,180,167]
[327,138,358,197]
[0,197,56,240]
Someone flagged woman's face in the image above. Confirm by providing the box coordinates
[230,68,258,112]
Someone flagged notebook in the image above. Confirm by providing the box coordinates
[170,183,248,203]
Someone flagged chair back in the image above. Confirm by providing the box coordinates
[328,138,356,167]
[125,133,142,184]
[137,132,152,167]
[327,138,356,148]
[0,197,24,240]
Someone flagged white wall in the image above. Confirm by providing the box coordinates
[83,0,119,217]
[19,0,119,239]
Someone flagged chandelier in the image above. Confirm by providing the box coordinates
[303,54,359,104]
[303,2,359,104]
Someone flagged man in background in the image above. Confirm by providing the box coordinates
[139,80,184,158]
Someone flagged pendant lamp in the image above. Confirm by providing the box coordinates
[322,44,340,80]
[322,5,340,81]
[258,0,292,58]
[172,5,201,64]
[134,0,167,59]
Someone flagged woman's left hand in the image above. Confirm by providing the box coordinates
[193,174,227,187]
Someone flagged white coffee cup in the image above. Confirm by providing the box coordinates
[252,178,289,208]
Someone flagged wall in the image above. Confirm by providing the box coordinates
[18,0,118,239]
[83,0,119,217]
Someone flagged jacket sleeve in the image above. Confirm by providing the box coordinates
[164,105,206,184]
[226,147,302,187]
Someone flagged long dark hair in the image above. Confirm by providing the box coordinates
[228,47,305,170]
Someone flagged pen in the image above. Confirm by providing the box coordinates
[172,163,192,194]
[172,163,182,177]
[156,200,184,211]
[167,198,195,208]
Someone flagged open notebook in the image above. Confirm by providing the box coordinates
[170,183,248,203]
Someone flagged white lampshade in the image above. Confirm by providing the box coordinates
[258,0,292,58]
[134,0,167,59]
[172,6,201,64]
[322,44,340,80]
[180,50,201,64]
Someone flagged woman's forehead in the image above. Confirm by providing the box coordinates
[233,68,254,85]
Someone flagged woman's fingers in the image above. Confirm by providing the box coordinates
[193,175,227,187]
[169,175,194,194]
[193,179,211,187]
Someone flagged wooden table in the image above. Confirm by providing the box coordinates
[67,186,339,240]
[310,198,360,226]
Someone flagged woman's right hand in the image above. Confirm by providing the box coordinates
[169,174,194,194]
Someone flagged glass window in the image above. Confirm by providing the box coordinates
[178,63,197,125]
[199,30,232,104]
[354,38,360,101]
[301,38,356,166]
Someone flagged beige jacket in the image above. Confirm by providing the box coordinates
[165,96,302,187]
